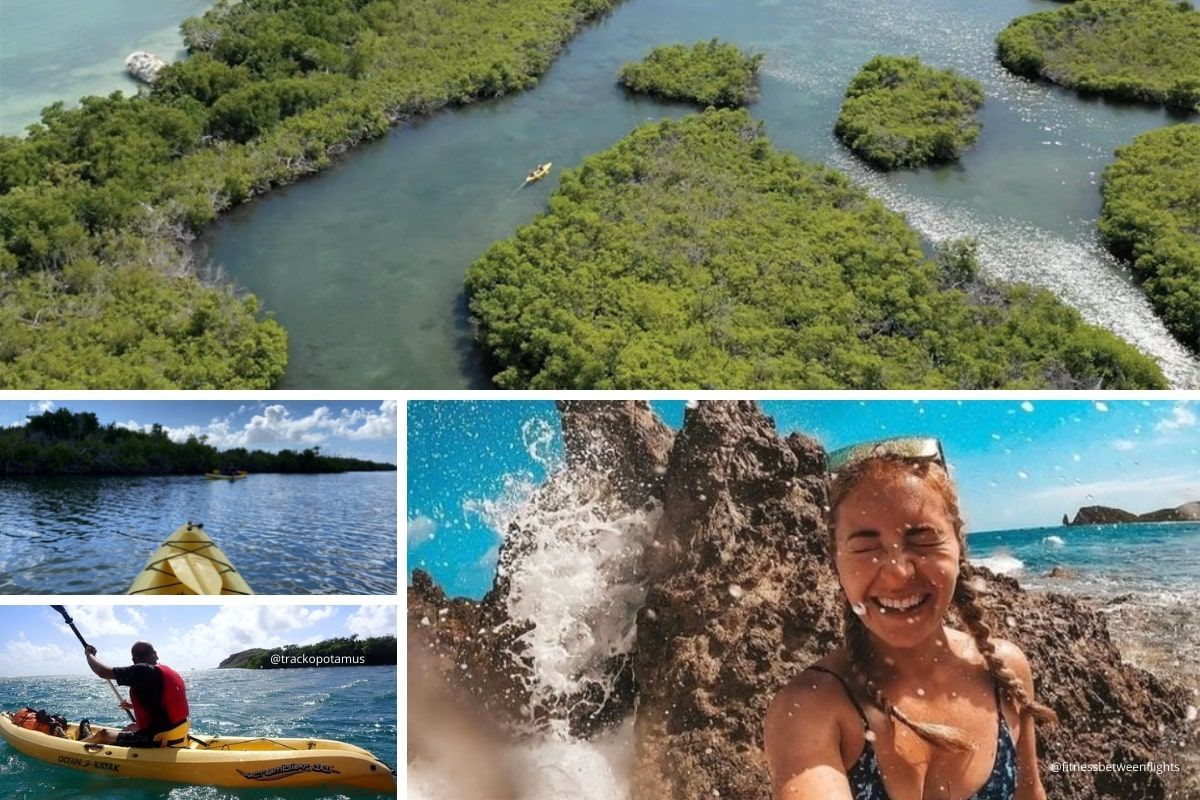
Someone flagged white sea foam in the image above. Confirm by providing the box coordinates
[419,419,656,799]
[969,552,1025,575]
[1042,535,1065,547]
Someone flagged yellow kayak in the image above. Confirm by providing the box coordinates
[525,161,552,183]
[0,714,395,793]
[204,470,247,481]
[127,523,253,595]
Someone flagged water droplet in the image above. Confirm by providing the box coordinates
[1020,401,1034,413]
[1006,615,1017,627]
[864,730,877,742]
[420,616,431,626]
[1072,453,1081,462]
[698,493,707,501]
[871,557,880,565]
[1094,401,1109,412]
[906,617,915,624]
[950,690,958,698]
[883,657,895,666]
[851,601,867,616]
[879,606,888,614]
[1017,470,1029,479]
[728,584,744,599]
[916,688,926,696]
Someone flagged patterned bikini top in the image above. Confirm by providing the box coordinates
[806,666,1017,800]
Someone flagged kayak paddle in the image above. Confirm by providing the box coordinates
[50,605,135,721]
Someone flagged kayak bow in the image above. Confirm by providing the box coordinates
[0,713,396,793]
[127,523,253,595]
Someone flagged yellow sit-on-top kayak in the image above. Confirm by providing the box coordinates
[0,714,396,793]
[127,523,253,595]
[205,470,247,480]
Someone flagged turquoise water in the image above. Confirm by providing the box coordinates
[0,0,211,135]
[195,0,1200,387]
[0,473,396,594]
[0,666,396,799]
[970,521,1200,690]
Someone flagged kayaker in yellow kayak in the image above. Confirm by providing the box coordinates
[79,641,190,748]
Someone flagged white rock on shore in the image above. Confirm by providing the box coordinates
[125,51,168,84]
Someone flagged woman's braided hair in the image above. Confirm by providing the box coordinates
[828,454,1057,751]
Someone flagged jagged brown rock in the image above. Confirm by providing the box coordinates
[631,400,838,800]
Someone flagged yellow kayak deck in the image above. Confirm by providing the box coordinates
[0,714,395,792]
[204,471,247,480]
[127,523,253,595]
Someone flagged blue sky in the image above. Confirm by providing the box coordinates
[0,605,397,677]
[1,400,397,464]
[408,400,1200,598]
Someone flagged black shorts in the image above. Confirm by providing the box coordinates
[115,730,157,748]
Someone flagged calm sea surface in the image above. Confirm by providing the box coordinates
[0,0,211,135]
[0,666,396,800]
[0,473,397,594]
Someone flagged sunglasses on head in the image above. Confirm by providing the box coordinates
[826,436,946,475]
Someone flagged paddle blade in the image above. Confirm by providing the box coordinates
[50,605,70,621]
[168,554,223,595]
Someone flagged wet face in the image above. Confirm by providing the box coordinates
[833,471,961,649]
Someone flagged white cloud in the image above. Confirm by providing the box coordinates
[161,606,336,670]
[346,606,396,638]
[63,606,142,637]
[111,401,396,453]
[408,515,436,547]
[1030,473,1197,505]
[0,634,70,677]
[28,400,54,414]
[1112,439,1136,451]
[1156,402,1197,432]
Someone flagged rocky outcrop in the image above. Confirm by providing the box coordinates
[125,51,167,84]
[631,401,838,800]
[409,401,1195,800]
[1069,501,1200,525]
[217,648,268,669]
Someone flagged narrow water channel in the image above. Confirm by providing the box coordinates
[169,0,1199,387]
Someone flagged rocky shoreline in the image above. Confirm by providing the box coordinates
[408,401,1197,799]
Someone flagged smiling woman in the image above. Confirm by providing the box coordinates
[765,441,1055,800]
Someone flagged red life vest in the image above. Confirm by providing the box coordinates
[130,664,189,731]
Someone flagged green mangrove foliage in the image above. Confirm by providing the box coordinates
[616,39,764,107]
[996,0,1200,110]
[0,0,619,387]
[834,55,985,169]
[1100,124,1200,351]
[465,110,1164,389]
[0,408,396,474]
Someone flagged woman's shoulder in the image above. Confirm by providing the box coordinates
[989,637,1037,690]
[765,650,863,737]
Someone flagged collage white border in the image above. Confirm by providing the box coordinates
[0,386,1196,797]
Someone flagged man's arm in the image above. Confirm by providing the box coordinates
[84,644,117,680]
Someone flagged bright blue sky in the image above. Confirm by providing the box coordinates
[0,605,397,677]
[1,400,397,464]
[408,400,1200,598]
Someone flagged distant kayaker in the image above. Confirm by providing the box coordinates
[79,641,190,748]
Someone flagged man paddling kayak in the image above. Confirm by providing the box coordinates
[80,641,190,748]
